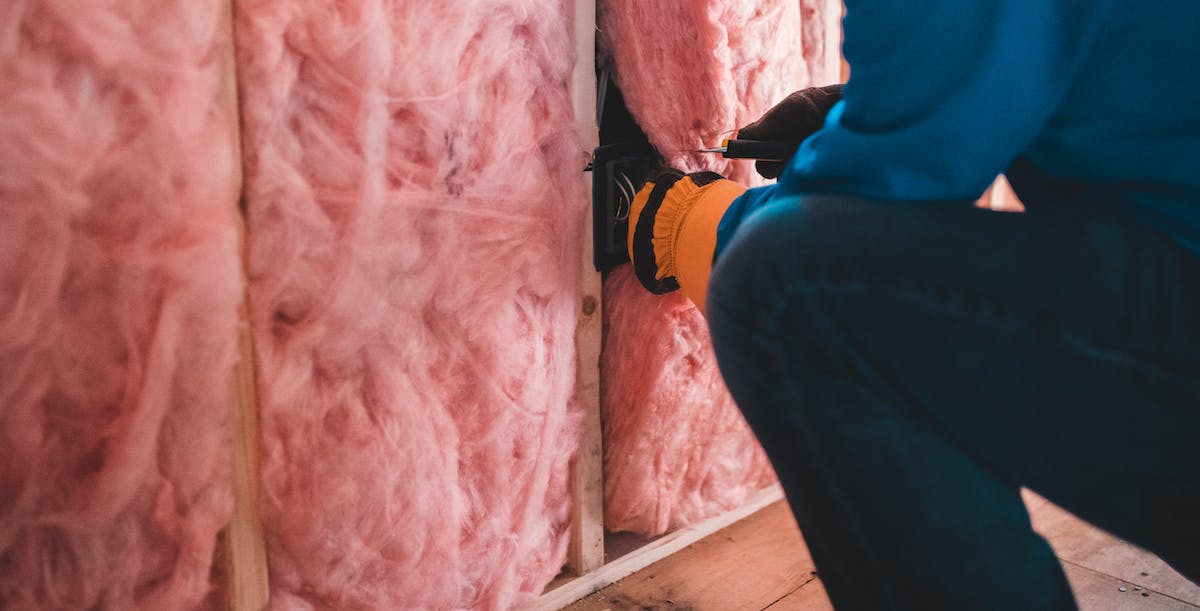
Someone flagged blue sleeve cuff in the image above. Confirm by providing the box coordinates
[714,184,779,261]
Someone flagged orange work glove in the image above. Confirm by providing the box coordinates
[627,170,746,313]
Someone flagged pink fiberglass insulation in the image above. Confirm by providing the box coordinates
[986,176,1026,213]
[601,270,777,535]
[0,2,241,609]
[236,1,585,608]
[598,0,839,535]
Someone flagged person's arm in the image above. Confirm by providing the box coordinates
[632,0,1114,310]
[719,0,1114,247]
[625,85,844,313]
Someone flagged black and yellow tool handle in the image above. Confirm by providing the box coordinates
[720,139,802,161]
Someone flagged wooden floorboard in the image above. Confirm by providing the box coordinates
[762,578,832,611]
[565,502,817,611]
[565,492,1200,610]
[1063,563,1200,611]
[1025,490,1200,606]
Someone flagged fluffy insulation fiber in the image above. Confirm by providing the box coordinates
[599,0,839,535]
[0,2,241,609]
[236,1,586,608]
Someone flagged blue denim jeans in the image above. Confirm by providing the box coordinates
[706,194,1200,610]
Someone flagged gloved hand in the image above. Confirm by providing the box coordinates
[738,84,844,179]
[627,169,746,313]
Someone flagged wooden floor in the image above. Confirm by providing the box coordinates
[567,491,1200,610]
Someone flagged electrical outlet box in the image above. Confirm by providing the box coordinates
[592,72,659,272]
[592,142,655,272]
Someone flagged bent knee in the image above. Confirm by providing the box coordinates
[708,193,854,321]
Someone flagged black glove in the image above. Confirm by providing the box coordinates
[737,84,844,179]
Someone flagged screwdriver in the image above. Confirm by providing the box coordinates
[696,139,801,161]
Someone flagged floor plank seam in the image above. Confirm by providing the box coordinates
[762,574,821,610]
[1057,557,1200,608]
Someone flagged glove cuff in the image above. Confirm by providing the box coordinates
[628,171,744,311]
[629,170,685,295]
[655,177,744,312]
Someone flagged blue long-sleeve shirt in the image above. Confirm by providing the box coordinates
[717,0,1200,258]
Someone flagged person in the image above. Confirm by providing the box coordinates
[625,1,1200,608]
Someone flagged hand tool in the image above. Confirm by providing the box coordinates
[697,139,801,161]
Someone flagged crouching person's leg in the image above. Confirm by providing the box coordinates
[706,193,1200,609]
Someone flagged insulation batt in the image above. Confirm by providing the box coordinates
[0,2,241,609]
[235,1,586,608]
[598,0,839,535]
